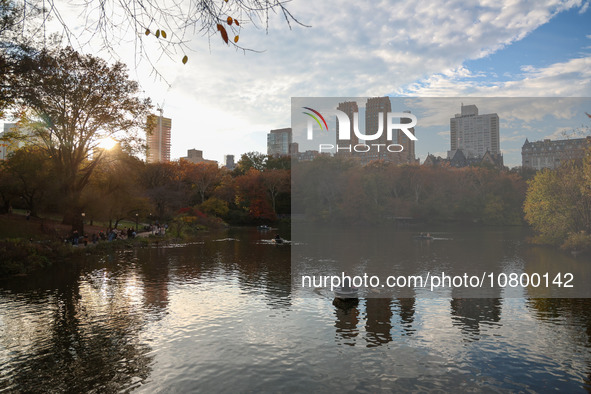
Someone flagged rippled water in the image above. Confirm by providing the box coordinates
[1,227,591,392]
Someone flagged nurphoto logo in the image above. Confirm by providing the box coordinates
[302,106,418,153]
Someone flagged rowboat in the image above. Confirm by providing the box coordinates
[334,286,359,299]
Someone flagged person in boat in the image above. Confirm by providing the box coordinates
[274,234,283,244]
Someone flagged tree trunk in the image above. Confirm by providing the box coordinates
[62,209,84,234]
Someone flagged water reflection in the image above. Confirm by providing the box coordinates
[397,298,416,336]
[450,298,502,342]
[333,298,359,346]
[138,252,170,316]
[0,262,153,392]
[365,298,394,347]
[2,227,591,392]
[332,296,504,346]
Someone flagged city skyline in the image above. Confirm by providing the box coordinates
[142,2,591,167]
[1,1,590,167]
[292,97,591,167]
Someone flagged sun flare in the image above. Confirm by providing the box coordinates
[97,137,118,150]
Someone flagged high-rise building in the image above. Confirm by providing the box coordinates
[399,110,417,165]
[0,123,17,160]
[146,114,172,163]
[360,97,417,165]
[361,97,392,164]
[224,155,235,170]
[267,128,292,156]
[334,98,417,165]
[180,149,217,165]
[449,104,499,159]
[336,101,359,157]
[0,123,31,160]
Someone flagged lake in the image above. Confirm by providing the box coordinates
[1,226,591,392]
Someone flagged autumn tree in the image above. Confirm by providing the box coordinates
[0,146,53,216]
[261,169,289,214]
[524,158,591,249]
[213,173,237,205]
[83,148,152,230]
[12,46,152,231]
[293,155,527,225]
[235,168,275,221]
[141,162,187,220]
[292,155,359,220]
[0,147,22,213]
[180,160,222,204]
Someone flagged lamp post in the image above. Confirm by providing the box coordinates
[135,213,139,232]
[81,212,85,235]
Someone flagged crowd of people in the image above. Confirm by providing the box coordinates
[66,224,167,246]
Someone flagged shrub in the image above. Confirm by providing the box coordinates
[561,231,591,252]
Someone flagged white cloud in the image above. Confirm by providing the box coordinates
[544,126,574,139]
[35,0,589,162]
[501,134,526,142]
[401,56,591,98]
[162,0,590,161]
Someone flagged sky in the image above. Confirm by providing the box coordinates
[6,0,591,167]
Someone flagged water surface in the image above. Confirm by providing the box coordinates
[1,227,591,392]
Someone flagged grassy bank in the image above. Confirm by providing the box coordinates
[0,214,177,277]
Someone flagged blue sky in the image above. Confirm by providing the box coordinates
[463,5,590,82]
[150,0,591,167]
[4,0,591,166]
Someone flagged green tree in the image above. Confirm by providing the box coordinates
[266,155,291,170]
[199,197,229,218]
[233,151,267,175]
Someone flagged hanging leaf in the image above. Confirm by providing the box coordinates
[217,24,229,44]
[182,55,188,64]
[145,28,150,36]
[161,30,167,39]
[234,35,239,43]
[156,29,160,38]
[234,20,240,26]
[227,16,233,25]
